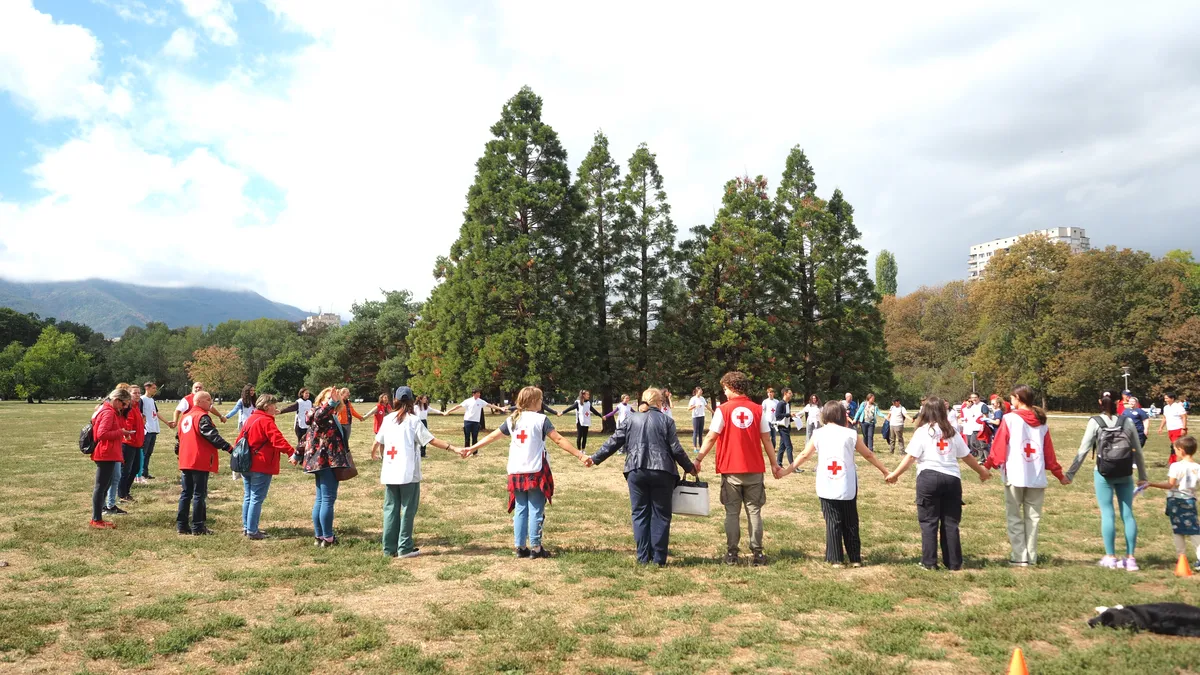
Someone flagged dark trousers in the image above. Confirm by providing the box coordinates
[119,444,139,497]
[140,432,157,477]
[294,425,306,448]
[92,461,118,521]
[463,421,481,447]
[177,469,210,532]
[861,423,875,452]
[627,469,676,564]
[692,417,704,448]
[769,424,777,448]
[775,427,794,465]
[820,497,862,564]
[916,470,963,570]
[420,419,428,457]
[576,424,590,450]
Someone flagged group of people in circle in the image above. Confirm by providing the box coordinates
[85,375,1199,575]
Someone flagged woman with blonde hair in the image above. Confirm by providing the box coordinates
[590,387,698,566]
[292,386,354,547]
[234,394,296,539]
[466,386,590,558]
[335,387,366,442]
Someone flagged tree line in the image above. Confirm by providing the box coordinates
[881,239,1200,409]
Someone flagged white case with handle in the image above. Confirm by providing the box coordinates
[672,478,710,517]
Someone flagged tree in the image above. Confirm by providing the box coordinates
[773,146,822,395]
[232,319,305,386]
[1148,316,1200,398]
[0,341,26,399]
[407,86,582,403]
[185,345,247,399]
[257,352,310,397]
[575,131,622,429]
[14,327,91,402]
[875,250,898,296]
[0,308,47,348]
[307,291,419,396]
[615,143,677,395]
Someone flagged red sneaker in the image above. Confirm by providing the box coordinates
[90,519,116,530]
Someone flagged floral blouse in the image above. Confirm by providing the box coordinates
[300,401,352,473]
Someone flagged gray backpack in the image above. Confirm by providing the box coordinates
[1093,416,1133,478]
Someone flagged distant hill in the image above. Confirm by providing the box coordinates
[0,278,312,337]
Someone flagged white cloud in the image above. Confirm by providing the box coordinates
[92,0,168,25]
[162,28,197,60]
[0,0,112,121]
[178,0,236,46]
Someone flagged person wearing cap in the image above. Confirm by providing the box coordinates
[1118,390,1131,416]
[370,386,464,558]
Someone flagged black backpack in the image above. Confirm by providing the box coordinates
[1093,416,1133,478]
[79,422,96,455]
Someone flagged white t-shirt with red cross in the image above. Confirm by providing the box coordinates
[375,412,435,485]
[812,424,859,500]
[907,423,970,479]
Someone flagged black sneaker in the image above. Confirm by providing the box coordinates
[246,531,267,541]
[724,551,739,566]
[105,506,129,516]
[177,525,190,535]
[515,547,531,558]
[530,546,551,559]
[143,474,156,480]
[191,526,212,536]
[119,495,136,503]
[752,552,767,567]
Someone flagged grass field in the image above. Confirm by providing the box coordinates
[1,401,1199,674]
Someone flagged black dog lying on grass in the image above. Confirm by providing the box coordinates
[1089,603,1200,637]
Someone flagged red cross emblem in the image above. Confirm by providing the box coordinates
[936,438,949,452]
[1023,442,1037,460]
[828,460,843,476]
[737,411,750,425]
[731,406,755,430]
[516,429,528,444]
[386,446,397,460]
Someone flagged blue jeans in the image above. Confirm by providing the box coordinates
[861,423,876,452]
[241,472,273,534]
[139,432,157,477]
[513,488,546,548]
[775,427,794,465]
[464,421,481,447]
[1094,469,1137,556]
[627,469,676,564]
[176,470,209,531]
[106,461,122,508]
[312,468,339,540]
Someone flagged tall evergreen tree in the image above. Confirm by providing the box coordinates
[615,143,676,394]
[813,190,892,396]
[875,250,898,296]
[773,147,822,396]
[407,87,582,403]
[575,131,621,428]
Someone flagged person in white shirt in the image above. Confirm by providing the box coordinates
[466,386,591,559]
[169,382,225,430]
[1148,435,1200,572]
[279,388,313,448]
[1158,392,1189,463]
[778,401,891,567]
[415,394,448,458]
[773,388,802,466]
[603,394,634,428]
[138,382,162,480]
[887,399,909,454]
[688,387,708,452]
[370,386,463,559]
[961,393,990,460]
[446,388,505,449]
[802,395,822,439]
[762,388,779,448]
[561,390,603,451]
[885,397,991,570]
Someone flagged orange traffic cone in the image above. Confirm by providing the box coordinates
[1007,647,1029,675]
[1176,554,1194,578]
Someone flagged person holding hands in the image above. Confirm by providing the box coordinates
[885,397,991,571]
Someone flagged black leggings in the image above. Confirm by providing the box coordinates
[576,424,589,450]
[692,417,704,448]
[92,461,118,521]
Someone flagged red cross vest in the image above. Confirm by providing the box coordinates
[1001,412,1048,488]
[177,407,221,473]
[715,396,766,475]
[507,412,548,475]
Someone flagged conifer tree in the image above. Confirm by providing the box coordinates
[774,147,823,396]
[407,87,582,402]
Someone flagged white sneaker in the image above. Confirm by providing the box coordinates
[1098,555,1121,569]
[398,549,421,559]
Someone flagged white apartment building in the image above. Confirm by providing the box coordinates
[967,227,1091,280]
[301,312,341,332]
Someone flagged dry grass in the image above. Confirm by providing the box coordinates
[1,401,1199,673]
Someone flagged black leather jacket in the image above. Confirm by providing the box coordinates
[590,410,696,476]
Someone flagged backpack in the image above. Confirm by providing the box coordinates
[1093,415,1133,478]
[79,422,96,455]
[230,435,254,474]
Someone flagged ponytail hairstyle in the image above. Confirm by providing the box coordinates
[578,389,590,403]
[513,386,543,426]
[392,397,414,421]
[915,396,955,439]
[642,388,663,410]
[1098,391,1117,416]
[1010,384,1047,425]
[820,400,846,427]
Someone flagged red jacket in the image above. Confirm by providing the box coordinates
[369,404,388,434]
[120,399,145,448]
[178,407,231,473]
[235,410,295,475]
[91,402,126,462]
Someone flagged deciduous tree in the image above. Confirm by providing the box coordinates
[185,345,246,399]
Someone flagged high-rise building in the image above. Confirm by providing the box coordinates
[967,227,1090,280]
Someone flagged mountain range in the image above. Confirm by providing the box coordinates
[0,278,311,337]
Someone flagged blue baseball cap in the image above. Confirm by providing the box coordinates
[394,386,414,401]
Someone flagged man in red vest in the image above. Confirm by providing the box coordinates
[176,391,232,535]
[694,371,779,566]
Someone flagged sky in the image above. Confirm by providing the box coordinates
[1,0,1199,315]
